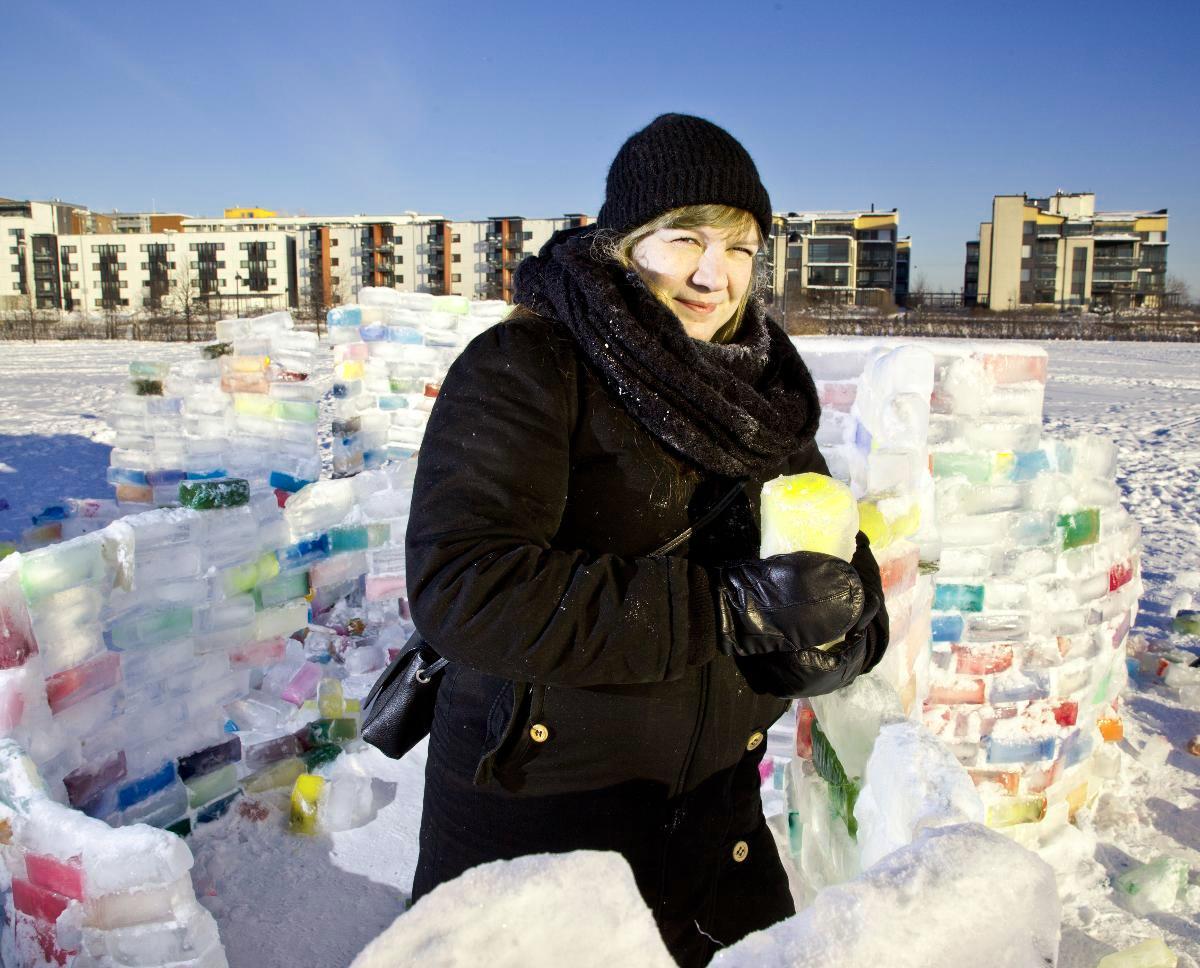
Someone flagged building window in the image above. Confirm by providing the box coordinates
[451,273,462,283]
[808,239,850,263]
[1021,245,1031,259]
[452,234,461,243]
[1020,269,1031,282]
[398,275,404,283]
[331,238,339,246]
[452,254,461,263]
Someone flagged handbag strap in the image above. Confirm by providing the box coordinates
[649,480,747,558]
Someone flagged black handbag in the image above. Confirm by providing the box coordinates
[360,481,747,760]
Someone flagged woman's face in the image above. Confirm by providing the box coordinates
[631,224,760,341]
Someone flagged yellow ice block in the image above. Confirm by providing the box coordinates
[857,501,892,550]
[760,473,859,561]
[289,773,325,835]
[318,678,345,719]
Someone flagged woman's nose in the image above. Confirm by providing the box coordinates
[690,245,729,291]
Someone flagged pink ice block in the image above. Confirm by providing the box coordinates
[879,545,920,598]
[953,644,1014,676]
[0,673,26,731]
[281,661,323,706]
[818,381,857,412]
[364,575,406,602]
[25,854,84,902]
[230,636,287,670]
[925,678,986,705]
[757,755,774,784]
[980,352,1047,385]
[45,652,121,715]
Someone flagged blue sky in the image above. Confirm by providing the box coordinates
[4,0,1197,292]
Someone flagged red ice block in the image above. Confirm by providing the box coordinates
[1052,701,1079,727]
[0,603,37,670]
[795,703,815,759]
[980,352,1047,385]
[926,679,987,705]
[25,854,84,902]
[1108,559,1133,592]
[14,912,74,967]
[879,545,920,598]
[274,488,291,508]
[967,768,1020,795]
[44,652,121,715]
[63,750,127,811]
[12,877,71,922]
[230,636,287,670]
[953,644,1013,677]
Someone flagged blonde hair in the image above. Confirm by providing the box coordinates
[598,204,765,344]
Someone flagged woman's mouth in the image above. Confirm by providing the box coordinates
[676,298,719,315]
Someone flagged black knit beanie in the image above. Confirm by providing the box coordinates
[597,113,773,242]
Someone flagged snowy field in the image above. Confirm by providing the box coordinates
[0,338,1198,966]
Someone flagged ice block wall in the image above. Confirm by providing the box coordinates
[794,339,937,714]
[789,336,1140,849]
[0,465,416,966]
[106,312,322,509]
[325,288,508,476]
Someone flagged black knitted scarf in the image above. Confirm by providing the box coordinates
[512,224,821,478]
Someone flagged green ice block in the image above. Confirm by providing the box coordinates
[1172,610,1200,636]
[184,763,239,809]
[274,400,319,423]
[108,605,194,650]
[431,295,470,314]
[1058,508,1100,550]
[131,379,164,396]
[222,553,280,596]
[931,452,992,484]
[179,478,250,510]
[255,570,310,610]
[303,744,341,770]
[243,757,306,793]
[202,341,232,359]
[20,541,107,603]
[129,361,171,379]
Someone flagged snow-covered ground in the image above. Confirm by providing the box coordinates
[0,338,1198,966]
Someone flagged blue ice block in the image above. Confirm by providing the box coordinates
[32,504,72,525]
[331,381,361,399]
[117,761,178,810]
[327,306,362,328]
[146,469,187,487]
[1011,450,1051,482]
[196,790,240,824]
[107,466,148,487]
[360,323,388,342]
[269,471,314,493]
[277,533,330,569]
[186,468,228,480]
[984,735,1058,765]
[988,671,1051,703]
[1061,727,1094,768]
[387,326,424,344]
[931,613,965,642]
[934,583,985,612]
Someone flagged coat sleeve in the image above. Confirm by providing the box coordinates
[404,319,719,688]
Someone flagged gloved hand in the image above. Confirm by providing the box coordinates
[713,551,865,658]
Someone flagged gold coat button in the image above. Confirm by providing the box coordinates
[732,841,749,863]
[530,723,550,743]
[746,731,764,752]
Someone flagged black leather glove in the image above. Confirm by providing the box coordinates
[714,551,865,658]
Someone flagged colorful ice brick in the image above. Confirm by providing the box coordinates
[759,473,859,561]
[255,602,310,641]
[64,750,127,809]
[230,636,287,669]
[1108,559,1134,592]
[1058,508,1100,550]
[178,477,250,510]
[302,744,342,771]
[244,733,305,771]
[243,756,306,794]
[276,533,330,569]
[177,737,241,782]
[1098,716,1124,742]
[1172,610,1200,636]
[12,876,72,923]
[19,540,107,603]
[116,761,177,810]
[0,600,36,670]
[196,790,240,824]
[107,605,194,651]
[25,853,85,901]
[327,306,363,328]
[269,470,315,494]
[934,583,985,612]
[281,661,323,705]
[45,652,121,715]
[931,613,965,642]
[290,773,325,835]
[926,678,986,705]
[318,678,345,719]
[952,643,1013,676]
[985,794,1047,828]
[222,552,281,596]
[1010,449,1051,482]
[185,763,238,808]
[984,734,1057,764]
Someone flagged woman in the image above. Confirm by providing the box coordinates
[405,114,888,966]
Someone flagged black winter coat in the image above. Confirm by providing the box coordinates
[405,311,878,966]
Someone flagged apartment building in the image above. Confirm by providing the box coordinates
[768,209,909,308]
[964,193,1169,310]
[1,199,116,311]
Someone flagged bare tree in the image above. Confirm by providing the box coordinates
[170,257,200,342]
[1164,275,1192,308]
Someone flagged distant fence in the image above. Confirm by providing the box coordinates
[0,311,324,342]
[786,310,1200,343]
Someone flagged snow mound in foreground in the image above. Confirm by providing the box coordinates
[715,822,1059,968]
[349,850,675,968]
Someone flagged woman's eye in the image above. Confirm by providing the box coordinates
[672,236,701,246]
